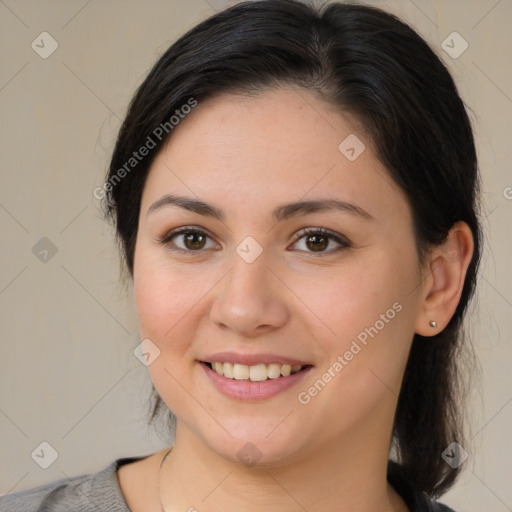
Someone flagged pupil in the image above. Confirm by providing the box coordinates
[185,233,205,250]
[307,234,328,252]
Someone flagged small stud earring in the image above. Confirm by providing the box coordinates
[429,320,437,329]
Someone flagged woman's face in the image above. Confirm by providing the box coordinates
[133,88,426,466]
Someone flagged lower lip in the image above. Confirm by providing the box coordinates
[200,362,313,402]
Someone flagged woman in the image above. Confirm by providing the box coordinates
[1,1,481,511]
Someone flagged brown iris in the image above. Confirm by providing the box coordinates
[305,233,329,252]
[184,232,207,250]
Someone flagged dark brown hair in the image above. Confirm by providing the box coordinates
[103,0,482,498]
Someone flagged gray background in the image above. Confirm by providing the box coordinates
[0,1,511,510]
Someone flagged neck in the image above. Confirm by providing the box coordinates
[159,421,408,512]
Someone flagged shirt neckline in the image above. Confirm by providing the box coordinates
[95,455,447,512]
[92,455,149,512]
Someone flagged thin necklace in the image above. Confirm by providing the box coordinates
[158,447,173,512]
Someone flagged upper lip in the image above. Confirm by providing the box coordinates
[200,352,312,367]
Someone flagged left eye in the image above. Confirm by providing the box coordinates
[290,228,349,255]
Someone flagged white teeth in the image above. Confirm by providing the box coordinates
[212,362,224,375]
[208,362,304,381]
[267,363,282,379]
[223,362,234,378]
[249,364,267,382]
[233,363,249,380]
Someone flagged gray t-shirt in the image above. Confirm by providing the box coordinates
[0,456,456,512]
[0,455,142,512]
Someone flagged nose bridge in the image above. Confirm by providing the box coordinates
[210,242,288,335]
[231,248,271,297]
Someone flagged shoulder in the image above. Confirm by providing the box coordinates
[0,471,98,512]
[0,456,145,512]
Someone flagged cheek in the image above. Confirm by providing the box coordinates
[293,248,418,389]
[133,249,201,354]
[294,254,410,341]
[133,254,205,412]
[290,265,415,440]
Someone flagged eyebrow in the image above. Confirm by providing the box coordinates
[146,194,375,223]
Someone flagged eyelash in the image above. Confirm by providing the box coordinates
[156,226,350,257]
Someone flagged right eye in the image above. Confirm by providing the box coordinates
[157,227,220,254]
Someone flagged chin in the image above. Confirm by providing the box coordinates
[203,424,308,469]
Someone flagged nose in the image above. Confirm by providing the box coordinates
[209,248,289,337]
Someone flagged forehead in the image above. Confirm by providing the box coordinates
[142,88,409,224]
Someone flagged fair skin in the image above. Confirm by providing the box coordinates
[117,88,474,512]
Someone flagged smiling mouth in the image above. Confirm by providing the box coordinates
[201,361,312,382]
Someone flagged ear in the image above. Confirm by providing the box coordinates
[414,221,474,336]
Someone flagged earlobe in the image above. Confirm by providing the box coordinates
[414,221,474,336]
